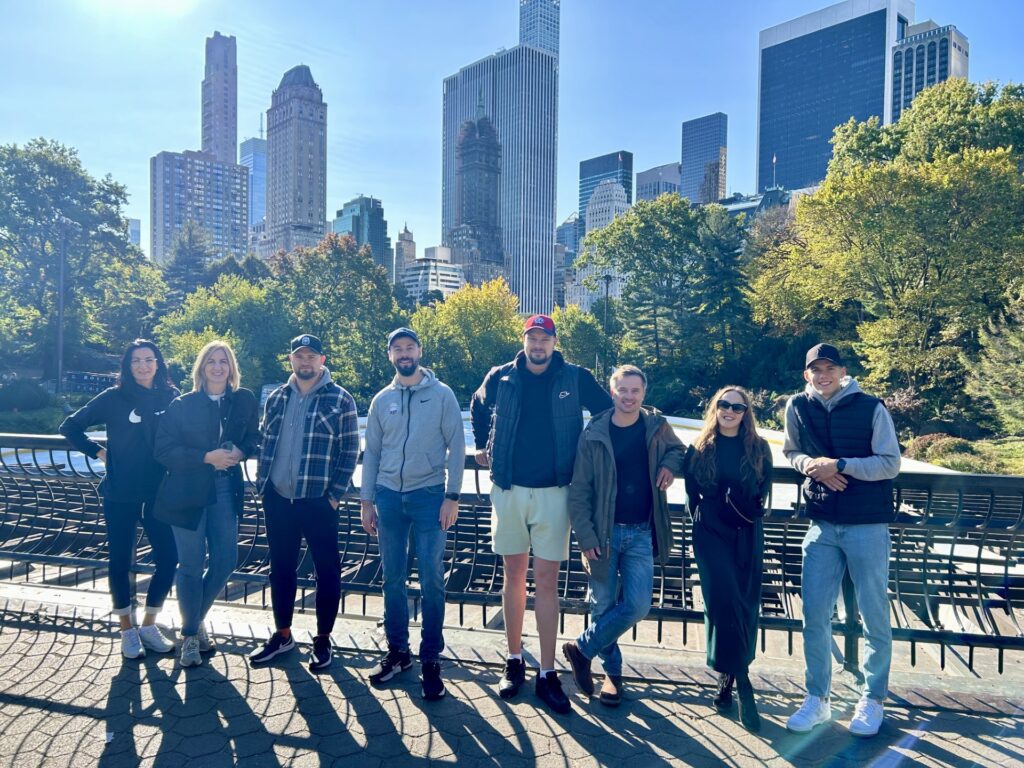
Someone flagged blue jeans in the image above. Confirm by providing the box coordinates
[801,520,892,701]
[576,523,654,676]
[375,484,447,662]
[104,499,178,616]
[172,476,238,636]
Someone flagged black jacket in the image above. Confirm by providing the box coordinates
[59,383,179,503]
[471,351,613,490]
[153,387,260,529]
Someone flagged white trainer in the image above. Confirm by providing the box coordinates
[139,624,175,654]
[197,623,216,653]
[179,635,202,667]
[786,695,832,733]
[849,696,884,737]
[120,627,146,660]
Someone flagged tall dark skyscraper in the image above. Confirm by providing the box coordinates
[202,31,237,165]
[578,151,632,242]
[442,0,559,314]
[758,0,915,191]
[332,195,393,279]
[681,113,727,204]
[261,65,327,257]
[448,103,505,287]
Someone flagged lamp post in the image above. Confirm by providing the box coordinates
[55,217,71,396]
[602,272,612,379]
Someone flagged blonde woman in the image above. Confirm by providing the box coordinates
[684,386,772,731]
[154,341,259,667]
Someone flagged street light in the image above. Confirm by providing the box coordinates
[602,273,612,379]
[55,216,80,397]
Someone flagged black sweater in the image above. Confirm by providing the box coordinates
[59,383,179,503]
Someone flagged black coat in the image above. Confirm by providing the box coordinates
[152,387,260,529]
[59,383,179,503]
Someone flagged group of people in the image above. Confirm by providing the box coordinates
[59,315,900,738]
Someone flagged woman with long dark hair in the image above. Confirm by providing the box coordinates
[684,386,773,732]
[59,339,180,659]
[154,340,259,668]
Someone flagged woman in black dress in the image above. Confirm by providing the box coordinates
[59,339,179,659]
[685,386,773,731]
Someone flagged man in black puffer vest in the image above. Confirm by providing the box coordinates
[783,344,901,738]
[471,314,612,715]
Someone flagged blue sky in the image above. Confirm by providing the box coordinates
[2,0,1021,258]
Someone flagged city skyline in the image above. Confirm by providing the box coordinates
[2,0,1020,261]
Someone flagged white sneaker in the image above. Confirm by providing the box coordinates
[139,624,175,654]
[786,695,832,733]
[197,623,216,653]
[849,696,884,737]
[120,627,146,659]
[179,635,202,667]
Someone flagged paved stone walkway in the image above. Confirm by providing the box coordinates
[0,594,1022,767]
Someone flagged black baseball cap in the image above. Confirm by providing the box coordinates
[387,327,420,347]
[291,334,324,355]
[805,343,844,369]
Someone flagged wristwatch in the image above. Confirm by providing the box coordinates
[445,492,460,501]
[836,459,847,473]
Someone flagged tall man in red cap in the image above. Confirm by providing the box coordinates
[471,314,613,714]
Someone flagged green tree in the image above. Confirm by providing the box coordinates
[0,138,165,375]
[551,304,606,375]
[163,221,215,303]
[205,253,272,286]
[274,234,406,403]
[411,278,521,402]
[155,275,291,391]
[967,293,1024,436]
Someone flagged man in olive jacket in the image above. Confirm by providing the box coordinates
[562,365,686,706]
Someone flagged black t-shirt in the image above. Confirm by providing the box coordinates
[511,365,558,487]
[716,434,744,492]
[610,416,652,525]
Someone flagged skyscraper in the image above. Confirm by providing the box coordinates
[261,65,327,257]
[578,151,632,242]
[202,31,237,165]
[519,0,560,56]
[566,180,629,311]
[127,218,141,248]
[892,21,969,122]
[442,1,559,314]
[332,195,393,278]
[448,102,505,287]
[758,0,915,191]
[394,224,417,278]
[239,136,266,229]
[150,150,248,264]
[636,162,681,202]
[681,113,727,204]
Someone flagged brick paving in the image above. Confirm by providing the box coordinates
[0,594,1022,767]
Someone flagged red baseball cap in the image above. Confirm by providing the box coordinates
[523,314,556,336]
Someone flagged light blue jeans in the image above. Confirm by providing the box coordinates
[375,484,447,662]
[172,476,239,636]
[576,523,654,676]
[801,520,892,702]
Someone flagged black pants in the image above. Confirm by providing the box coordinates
[262,486,341,635]
[104,499,178,614]
[692,515,764,675]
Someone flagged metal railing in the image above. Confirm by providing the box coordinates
[2,433,1023,674]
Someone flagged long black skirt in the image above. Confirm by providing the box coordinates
[692,515,764,674]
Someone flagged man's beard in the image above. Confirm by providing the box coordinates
[527,350,550,366]
[395,360,418,377]
[295,367,318,381]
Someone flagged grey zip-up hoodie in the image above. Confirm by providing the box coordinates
[361,367,466,500]
[782,376,901,481]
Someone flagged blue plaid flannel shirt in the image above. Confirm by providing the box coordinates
[257,376,359,501]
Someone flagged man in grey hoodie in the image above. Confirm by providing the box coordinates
[783,343,901,738]
[360,328,465,700]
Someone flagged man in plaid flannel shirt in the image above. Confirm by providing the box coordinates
[249,334,359,672]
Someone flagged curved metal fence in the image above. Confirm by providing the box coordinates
[2,433,1022,674]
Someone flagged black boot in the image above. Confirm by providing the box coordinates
[713,672,734,712]
[736,671,761,732]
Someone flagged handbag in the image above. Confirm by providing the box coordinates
[152,468,213,528]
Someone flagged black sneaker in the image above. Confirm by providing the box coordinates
[498,657,526,699]
[248,631,295,666]
[421,661,446,701]
[368,647,412,685]
[535,671,571,715]
[309,635,332,672]
[561,641,594,696]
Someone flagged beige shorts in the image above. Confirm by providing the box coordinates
[489,484,570,562]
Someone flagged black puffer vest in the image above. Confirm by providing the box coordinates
[488,352,581,490]
[791,391,895,524]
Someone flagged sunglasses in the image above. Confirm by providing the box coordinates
[716,400,748,414]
